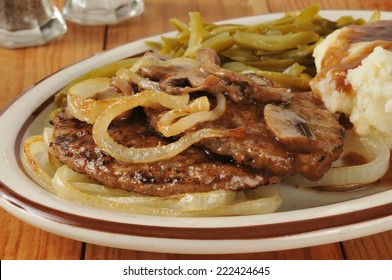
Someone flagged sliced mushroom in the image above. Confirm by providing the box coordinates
[196,48,221,65]
[159,68,208,94]
[201,64,290,103]
[110,76,134,96]
[138,51,198,81]
[264,103,318,152]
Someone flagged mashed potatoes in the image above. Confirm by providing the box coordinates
[310,20,392,147]
[347,47,392,145]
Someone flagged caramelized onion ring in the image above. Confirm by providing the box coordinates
[67,78,122,124]
[21,135,61,192]
[287,131,390,188]
[116,68,161,92]
[93,90,225,163]
[131,55,200,72]
[51,165,281,216]
[157,93,226,137]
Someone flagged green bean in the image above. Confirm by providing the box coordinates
[269,40,320,59]
[253,5,321,35]
[295,4,319,24]
[256,21,318,35]
[184,12,205,57]
[169,18,189,33]
[223,61,311,91]
[369,10,381,22]
[144,5,377,90]
[336,16,366,27]
[283,63,306,76]
[172,47,186,58]
[246,58,311,72]
[160,36,181,55]
[220,47,261,62]
[144,40,162,52]
[199,31,234,52]
[233,31,320,51]
[209,24,246,35]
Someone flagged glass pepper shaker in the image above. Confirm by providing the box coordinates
[0,0,67,49]
[62,0,144,26]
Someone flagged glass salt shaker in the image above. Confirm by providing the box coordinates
[0,0,67,49]
[62,0,144,26]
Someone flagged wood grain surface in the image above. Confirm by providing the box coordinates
[1,0,391,260]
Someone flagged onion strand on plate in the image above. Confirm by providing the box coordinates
[21,135,61,193]
[286,131,390,188]
[51,165,282,216]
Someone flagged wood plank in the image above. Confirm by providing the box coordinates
[0,0,106,259]
[266,0,391,11]
[84,243,344,260]
[0,28,105,108]
[0,209,82,259]
[342,231,392,259]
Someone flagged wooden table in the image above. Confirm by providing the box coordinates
[1,0,391,260]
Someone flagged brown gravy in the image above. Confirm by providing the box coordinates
[343,150,392,187]
[312,20,392,95]
[347,150,392,188]
[316,150,392,191]
[341,151,368,166]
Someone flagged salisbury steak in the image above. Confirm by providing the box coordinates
[141,48,344,181]
[146,91,345,181]
[51,109,278,197]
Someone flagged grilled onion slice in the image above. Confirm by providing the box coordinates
[287,131,390,189]
[92,90,225,163]
[67,78,122,124]
[157,92,226,137]
[116,68,161,92]
[21,135,61,192]
[51,165,282,216]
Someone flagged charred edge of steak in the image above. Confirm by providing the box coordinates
[50,108,279,197]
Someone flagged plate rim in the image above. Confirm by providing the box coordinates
[1,184,392,240]
[1,9,392,253]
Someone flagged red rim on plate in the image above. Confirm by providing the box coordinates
[1,10,392,253]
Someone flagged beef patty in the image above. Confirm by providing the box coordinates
[51,108,279,197]
[146,91,345,181]
[140,48,344,181]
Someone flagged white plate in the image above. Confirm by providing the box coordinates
[1,10,392,254]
